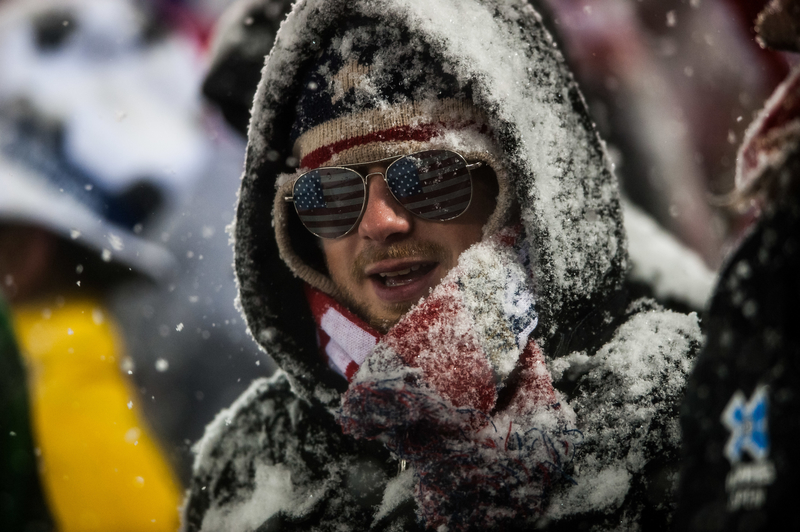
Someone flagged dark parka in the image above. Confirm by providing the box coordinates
[182,1,701,530]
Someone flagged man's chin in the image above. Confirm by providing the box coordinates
[344,294,413,334]
[366,304,414,334]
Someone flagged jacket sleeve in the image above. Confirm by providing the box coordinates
[542,305,702,530]
[182,370,417,532]
[181,373,301,532]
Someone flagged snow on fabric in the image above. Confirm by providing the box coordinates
[337,228,579,530]
[183,371,398,532]
[547,305,702,520]
[624,200,715,311]
[199,463,296,532]
[182,0,700,530]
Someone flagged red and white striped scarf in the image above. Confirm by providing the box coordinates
[305,284,380,381]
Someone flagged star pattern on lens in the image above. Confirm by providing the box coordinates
[388,158,424,198]
[294,171,326,210]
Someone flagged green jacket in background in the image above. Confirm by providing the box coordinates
[0,295,53,532]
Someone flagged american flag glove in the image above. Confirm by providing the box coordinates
[337,227,580,531]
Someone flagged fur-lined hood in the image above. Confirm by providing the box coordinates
[234,0,627,406]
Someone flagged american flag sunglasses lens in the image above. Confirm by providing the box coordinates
[292,168,366,238]
[386,150,472,221]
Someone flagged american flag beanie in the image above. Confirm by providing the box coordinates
[288,16,493,169]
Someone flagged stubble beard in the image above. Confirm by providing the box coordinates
[328,240,450,333]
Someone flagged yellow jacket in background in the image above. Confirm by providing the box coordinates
[13,298,181,532]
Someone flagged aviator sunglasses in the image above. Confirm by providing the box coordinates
[285,149,483,239]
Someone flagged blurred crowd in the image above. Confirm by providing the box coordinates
[0,0,791,530]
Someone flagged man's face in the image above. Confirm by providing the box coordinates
[321,160,497,332]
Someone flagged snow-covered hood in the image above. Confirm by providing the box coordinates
[234,0,627,404]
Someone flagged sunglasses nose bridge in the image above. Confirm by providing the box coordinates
[361,170,391,203]
[363,170,386,182]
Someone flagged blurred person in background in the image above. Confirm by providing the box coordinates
[104,0,287,482]
[0,0,214,529]
[677,1,800,529]
[540,0,790,270]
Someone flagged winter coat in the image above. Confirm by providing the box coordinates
[675,62,800,532]
[675,191,800,532]
[182,0,701,530]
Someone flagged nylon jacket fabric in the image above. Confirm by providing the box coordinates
[676,58,800,532]
[183,1,701,530]
[675,195,800,532]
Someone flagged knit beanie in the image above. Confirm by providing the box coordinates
[288,17,495,168]
[274,17,513,297]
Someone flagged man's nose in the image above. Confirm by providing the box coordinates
[357,174,413,242]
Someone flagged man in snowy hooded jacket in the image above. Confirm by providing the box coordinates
[182,1,702,530]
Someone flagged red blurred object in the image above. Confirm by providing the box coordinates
[153,0,215,50]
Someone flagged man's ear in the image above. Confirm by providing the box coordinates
[0,225,57,302]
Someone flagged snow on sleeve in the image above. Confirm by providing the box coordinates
[186,372,313,532]
[545,306,701,520]
[624,199,715,311]
[374,467,415,523]
[199,462,296,532]
[190,374,276,473]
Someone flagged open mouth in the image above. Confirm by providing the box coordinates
[365,260,440,303]
[373,262,437,287]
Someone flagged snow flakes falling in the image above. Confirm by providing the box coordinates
[108,233,124,251]
[125,427,141,444]
[120,356,135,374]
[155,358,169,372]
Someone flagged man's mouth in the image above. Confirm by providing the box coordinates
[375,262,437,287]
[365,260,439,302]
